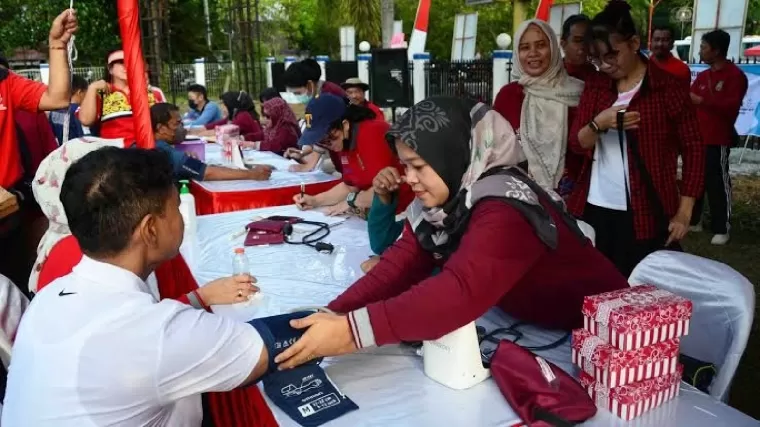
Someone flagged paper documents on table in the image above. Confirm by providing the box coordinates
[253,206,347,227]
[243,152,298,171]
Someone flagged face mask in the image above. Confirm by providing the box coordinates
[173,124,188,143]
[294,93,311,104]
[188,99,197,111]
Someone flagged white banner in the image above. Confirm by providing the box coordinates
[690,63,760,136]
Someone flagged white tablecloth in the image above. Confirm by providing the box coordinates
[194,144,337,193]
[186,206,759,427]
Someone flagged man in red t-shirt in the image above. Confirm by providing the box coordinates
[650,25,691,86]
[690,30,748,246]
[0,8,79,291]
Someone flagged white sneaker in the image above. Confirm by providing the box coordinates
[689,223,703,233]
[711,234,730,245]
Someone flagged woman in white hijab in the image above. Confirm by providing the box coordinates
[29,138,257,308]
[493,19,585,197]
[29,138,123,294]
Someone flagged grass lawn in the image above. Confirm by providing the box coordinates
[682,175,760,419]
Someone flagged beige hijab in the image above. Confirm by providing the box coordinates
[28,138,124,294]
[513,19,585,189]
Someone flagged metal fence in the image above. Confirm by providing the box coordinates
[425,59,496,104]
[14,69,42,82]
[165,63,195,103]
[204,62,234,99]
[72,66,105,82]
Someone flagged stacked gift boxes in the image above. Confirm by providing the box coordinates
[571,285,693,421]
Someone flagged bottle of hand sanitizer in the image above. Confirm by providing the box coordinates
[178,180,197,237]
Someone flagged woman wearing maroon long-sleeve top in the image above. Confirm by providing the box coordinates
[203,91,264,142]
[257,97,300,155]
[492,19,584,198]
[270,97,629,370]
[567,1,704,277]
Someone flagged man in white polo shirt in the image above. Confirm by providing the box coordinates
[2,147,270,426]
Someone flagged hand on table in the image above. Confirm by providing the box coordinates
[288,163,313,173]
[324,201,350,216]
[275,312,358,370]
[49,9,78,46]
[198,274,259,306]
[360,256,381,273]
[284,147,306,161]
[248,165,273,181]
[294,194,317,210]
[241,140,261,150]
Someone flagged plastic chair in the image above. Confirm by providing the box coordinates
[0,274,29,370]
[629,250,755,402]
[576,220,596,246]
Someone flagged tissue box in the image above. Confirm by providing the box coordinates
[215,123,240,140]
[582,285,692,351]
[215,124,240,162]
[174,140,206,162]
[571,329,679,388]
[579,365,683,421]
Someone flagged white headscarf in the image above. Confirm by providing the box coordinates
[28,137,124,294]
[513,19,585,189]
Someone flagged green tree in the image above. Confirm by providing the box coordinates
[395,0,513,59]
[0,0,120,65]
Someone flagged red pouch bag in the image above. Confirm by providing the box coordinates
[490,340,597,426]
[244,220,288,246]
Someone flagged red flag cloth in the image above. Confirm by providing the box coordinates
[535,0,554,21]
[117,0,155,149]
[414,0,431,31]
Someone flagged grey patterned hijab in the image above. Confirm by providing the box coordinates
[388,97,567,256]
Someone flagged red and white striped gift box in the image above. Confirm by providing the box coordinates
[579,365,683,421]
[571,329,679,388]
[582,285,692,351]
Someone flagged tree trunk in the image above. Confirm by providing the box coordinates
[381,0,394,48]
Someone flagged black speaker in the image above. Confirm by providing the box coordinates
[369,48,411,109]
[271,62,286,92]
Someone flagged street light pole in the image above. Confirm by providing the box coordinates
[647,0,663,49]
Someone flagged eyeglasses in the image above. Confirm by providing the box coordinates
[587,50,620,68]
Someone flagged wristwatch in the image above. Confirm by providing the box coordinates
[346,192,358,208]
[588,119,605,134]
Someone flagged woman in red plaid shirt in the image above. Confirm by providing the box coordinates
[567,0,705,277]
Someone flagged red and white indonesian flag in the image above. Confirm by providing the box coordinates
[408,0,431,59]
[535,0,554,21]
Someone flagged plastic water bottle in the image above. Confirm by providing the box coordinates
[178,180,196,237]
[232,248,250,276]
[232,248,263,304]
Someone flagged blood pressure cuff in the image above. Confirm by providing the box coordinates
[263,364,359,427]
[248,311,324,374]
[248,311,359,426]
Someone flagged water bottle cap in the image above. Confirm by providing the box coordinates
[234,248,245,254]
